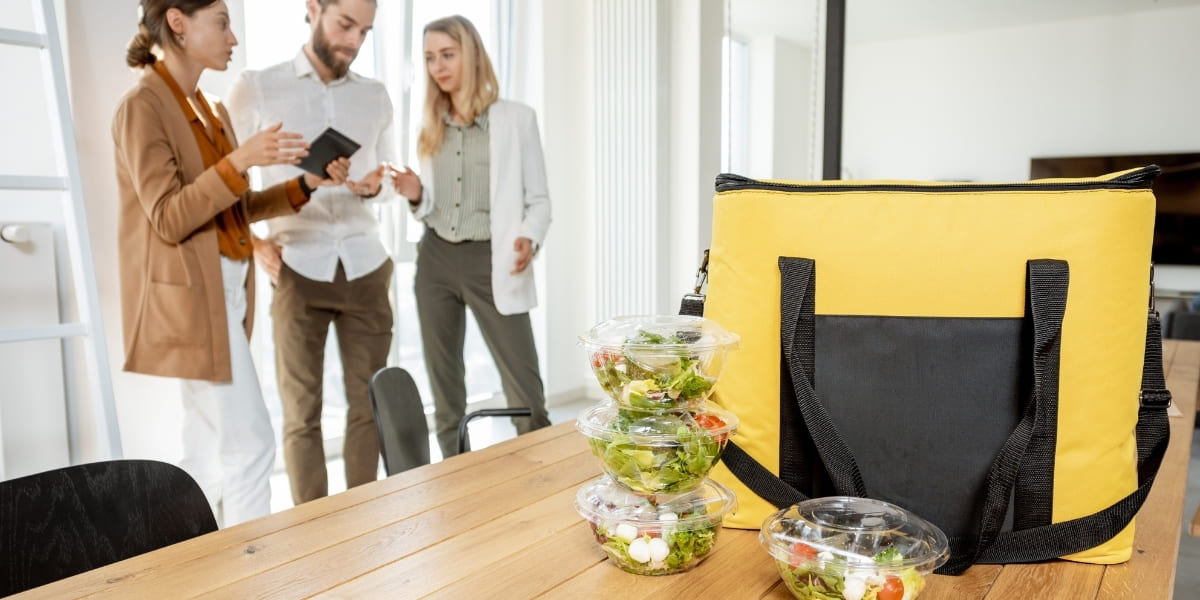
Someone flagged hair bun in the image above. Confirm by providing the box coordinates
[125,25,156,67]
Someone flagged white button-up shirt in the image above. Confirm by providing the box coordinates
[226,50,397,282]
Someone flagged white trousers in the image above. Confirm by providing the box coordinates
[178,256,275,527]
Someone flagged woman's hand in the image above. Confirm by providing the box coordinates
[346,163,389,197]
[512,237,535,274]
[389,164,423,203]
[227,122,308,172]
[301,157,351,190]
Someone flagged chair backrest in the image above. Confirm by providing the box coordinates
[369,366,431,475]
[0,459,217,595]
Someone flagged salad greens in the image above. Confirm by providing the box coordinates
[590,508,720,575]
[775,546,926,600]
[586,412,727,494]
[589,329,717,410]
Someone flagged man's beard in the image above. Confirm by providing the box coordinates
[312,20,354,79]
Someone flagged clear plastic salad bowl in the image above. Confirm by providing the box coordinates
[575,475,737,576]
[579,315,740,411]
[576,403,738,495]
[760,496,949,600]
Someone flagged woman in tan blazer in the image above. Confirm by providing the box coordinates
[113,0,345,526]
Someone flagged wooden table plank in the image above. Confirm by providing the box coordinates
[308,470,593,599]
[421,520,606,600]
[922,565,1002,599]
[205,450,595,599]
[1095,339,1198,599]
[986,562,1103,598]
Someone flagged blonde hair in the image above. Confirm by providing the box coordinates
[417,15,499,158]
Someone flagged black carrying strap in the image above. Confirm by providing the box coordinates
[712,258,1172,575]
[777,257,868,498]
[940,259,1068,573]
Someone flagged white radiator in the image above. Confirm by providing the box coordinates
[594,0,669,319]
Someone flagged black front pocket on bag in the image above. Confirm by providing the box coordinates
[801,315,1030,540]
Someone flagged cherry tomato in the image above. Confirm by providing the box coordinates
[877,575,904,600]
[694,413,728,443]
[590,351,618,369]
[788,542,817,567]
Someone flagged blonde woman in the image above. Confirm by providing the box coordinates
[113,0,344,525]
[392,15,552,457]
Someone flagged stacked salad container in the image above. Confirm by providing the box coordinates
[573,315,741,575]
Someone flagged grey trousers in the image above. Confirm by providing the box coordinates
[414,231,551,458]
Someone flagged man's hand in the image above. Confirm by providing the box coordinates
[388,164,423,203]
[253,237,283,285]
[512,237,535,274]
[301,157,351,191]
[346,163,388,197]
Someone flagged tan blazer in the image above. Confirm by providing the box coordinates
[112,67,297,382]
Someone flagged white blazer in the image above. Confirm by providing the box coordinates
[413,100,552,315]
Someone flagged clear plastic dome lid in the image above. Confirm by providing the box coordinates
[575,404,738,445]
[574,475,737,527]
[579,315,740,353]
[760,496,949,574]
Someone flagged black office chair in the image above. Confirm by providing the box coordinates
[369,366,432,475]
[0,459,217,596]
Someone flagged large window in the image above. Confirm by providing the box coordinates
[239,0,503,465]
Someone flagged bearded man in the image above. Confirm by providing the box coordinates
[226,0,395,505]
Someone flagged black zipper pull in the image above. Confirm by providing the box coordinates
[1108,165,1161,188]
[715,173,756,189]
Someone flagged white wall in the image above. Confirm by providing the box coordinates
[668,0,723,313]
[842,6,1200,182]
[746,35,813,179]
[538,0,596,402]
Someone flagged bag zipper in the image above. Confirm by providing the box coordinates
[715,165,1160,194]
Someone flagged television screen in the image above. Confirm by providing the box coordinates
[1030,153,1200,266]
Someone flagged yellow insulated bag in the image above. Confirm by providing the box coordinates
[698,166,1172,574]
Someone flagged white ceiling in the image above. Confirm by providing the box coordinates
[730,0,1200,46]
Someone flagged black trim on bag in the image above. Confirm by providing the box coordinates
[714,165,1160,194]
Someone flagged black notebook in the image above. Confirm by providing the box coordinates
[297,127,361,177]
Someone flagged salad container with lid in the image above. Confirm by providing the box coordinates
[575,475,737,576]
[576,403,738,495]
[580,315,740,412]
[760,496,949,600]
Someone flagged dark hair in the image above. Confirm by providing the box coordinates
[126,0,219,67]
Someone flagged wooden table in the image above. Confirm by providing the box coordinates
[15,341,1199,599]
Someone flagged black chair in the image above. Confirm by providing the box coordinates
[0,459,217,596]
[369,366,432,475]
